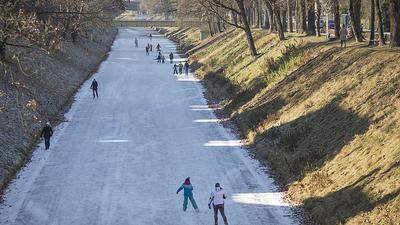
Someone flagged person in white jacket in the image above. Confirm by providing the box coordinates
[208,183,229,225]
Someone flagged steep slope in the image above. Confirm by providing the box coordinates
[167,28,400,225]
[0,26,117,191]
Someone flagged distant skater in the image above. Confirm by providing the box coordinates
[176,177,200,212]
[149,33,153,41]
[90,79,99,99]
[208,183,229,225]
[156,43,161,52]
[134,37,138,48]
[162,55,165,64]
[340,25,348,47]
[169,52,174,64]
[150,44,153,52]
[173,64,178,75]
[145,46,149,55]
[157,52,162,63]
[178,62,183,75]
[41,122,53,150]
[184,61,189,75]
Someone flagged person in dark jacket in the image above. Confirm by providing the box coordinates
[184,61,189,75]
[173,64,178,75]
[157,52,162,63]
[176,177,200,212]
[169,52,174,64]
[178,62,183,75]
[90,79,98,99]
[134,37,138,48]
[41,122,53,150]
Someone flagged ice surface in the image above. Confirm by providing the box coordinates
[0,28,298,225]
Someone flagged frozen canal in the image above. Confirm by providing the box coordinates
[0,28,298,225]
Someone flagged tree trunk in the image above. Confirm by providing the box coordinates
[0,38,6,61]
[255,0,261,28]
[307,6,316,35]
[265,0,276,32]
[349,0,364,41]
[282,10,288,31]
[376,0,386,45]
[265,9,270,29]
[389,0,400,47]
[315,0,321,36]
[333,0,341,38]
[369,0,376,45]
[326,14,330,39]
[295,0,300,32]
[288,0,294,32]
[237,0,258,56]
[212,17,219,34]
[232,10,238,26]
[258,1,263,28]
[300,0,307,33]
[207,19,214,36]
[274,7,286,40]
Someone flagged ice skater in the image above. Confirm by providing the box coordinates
[156,43,161,52]
[134,37,138,48]
[149,33,153,41]
[145,46,149,55]
[173,64,178,75]
[208,183,229,225]
[169,52,174,64]
[184,61,189,75]
[90,79,99,99]
[156,52,163,63]
[41,122,53,150]
[178,62,183,75]
[161,55,165,64]
[176,177,200,212]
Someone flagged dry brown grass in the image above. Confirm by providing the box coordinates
[169,27,400,225]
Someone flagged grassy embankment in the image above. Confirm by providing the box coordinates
[166,27,400,225]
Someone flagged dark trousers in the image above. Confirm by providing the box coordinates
[44,137,51,150]
[213,204,228,225]
[92,89,98,98]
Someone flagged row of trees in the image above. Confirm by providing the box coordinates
[144,0,400,56]
[0,0,124,61]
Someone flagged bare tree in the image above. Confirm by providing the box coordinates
[389,0,400,47]
[376,0,385,45]
[349,0,364,42]
[333,0,340,38]
[369,0,376,46]
[199,0,258,56]
[315,0,322,36]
